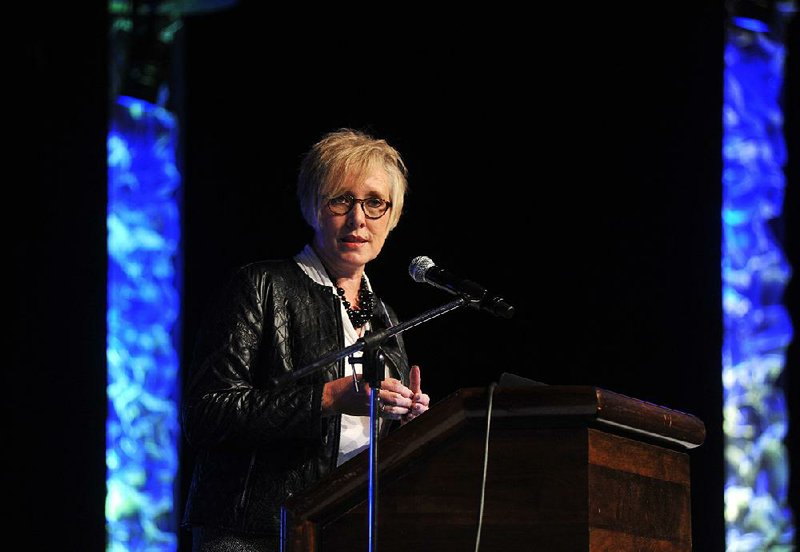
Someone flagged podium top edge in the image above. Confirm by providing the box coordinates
[448,385,706,449]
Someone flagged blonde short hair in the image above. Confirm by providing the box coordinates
[297,128,408,231]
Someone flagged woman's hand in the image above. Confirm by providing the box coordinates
[376,377,415,420]
[401,365,430,424]
[321,375,371,417]
[321,366,429,422]
[321,375,415,419]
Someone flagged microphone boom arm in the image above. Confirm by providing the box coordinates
[269,296,468,389]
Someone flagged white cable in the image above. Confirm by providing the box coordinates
[474,382,498,552]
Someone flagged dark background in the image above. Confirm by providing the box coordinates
[12,2,797,551]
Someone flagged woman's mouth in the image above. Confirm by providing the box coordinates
[340,235,368,250]
[341,235,368,244]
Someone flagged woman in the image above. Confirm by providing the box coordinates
[181,128,431,551]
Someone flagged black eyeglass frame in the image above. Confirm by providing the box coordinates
[325,194,393,220]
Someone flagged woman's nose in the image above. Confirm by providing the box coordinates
[346,202,366,226]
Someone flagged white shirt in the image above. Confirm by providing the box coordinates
[294,244,383,466]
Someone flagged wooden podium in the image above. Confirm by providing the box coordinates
[281,385,706,551]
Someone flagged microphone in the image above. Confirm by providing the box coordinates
[409,256,515,319]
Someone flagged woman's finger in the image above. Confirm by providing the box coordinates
[410,365,421,395]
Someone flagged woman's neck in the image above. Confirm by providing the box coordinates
[312,243,364,292]
[332,274,362,297]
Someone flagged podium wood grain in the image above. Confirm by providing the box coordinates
[281,386,705,551]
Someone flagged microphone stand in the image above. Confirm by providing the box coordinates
[273,296,468,552]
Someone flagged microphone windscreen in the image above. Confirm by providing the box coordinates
[409,256,435,282]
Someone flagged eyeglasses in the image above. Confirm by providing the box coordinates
[326,194,393,219]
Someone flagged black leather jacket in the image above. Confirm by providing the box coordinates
[181,259,410,537]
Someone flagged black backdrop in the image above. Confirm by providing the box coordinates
[13,2,798,551]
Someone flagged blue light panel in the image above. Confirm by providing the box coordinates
[722,16,795,550]
[106,95,181,551]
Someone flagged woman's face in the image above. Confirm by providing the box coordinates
[313,168,393,277]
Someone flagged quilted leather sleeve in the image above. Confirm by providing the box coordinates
[181,263,331,450]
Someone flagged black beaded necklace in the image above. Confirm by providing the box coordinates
[334,275,374,328]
